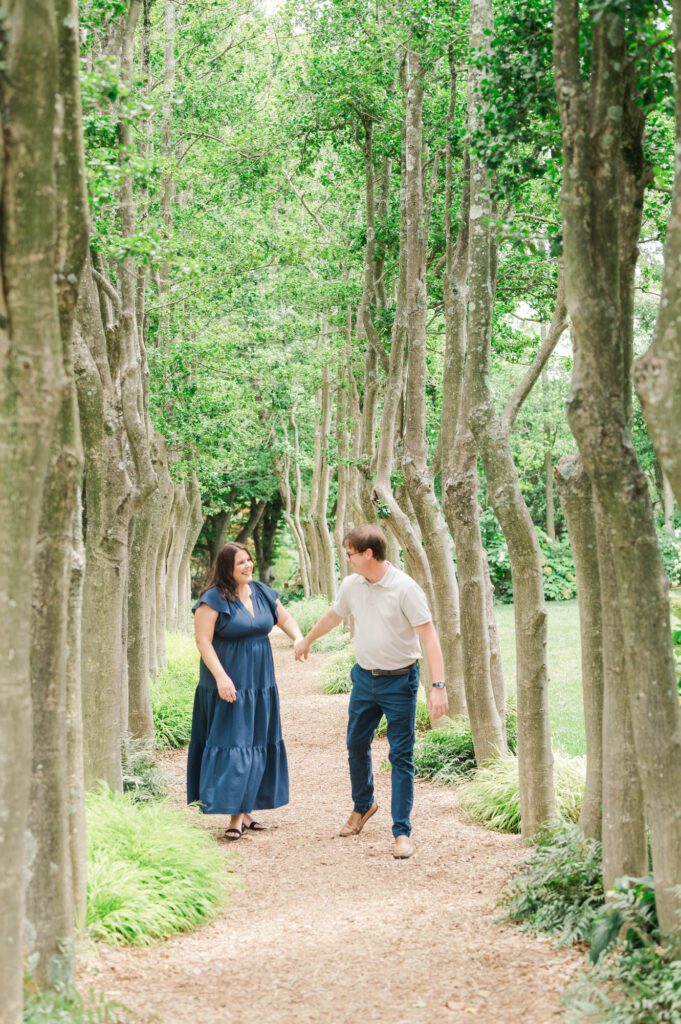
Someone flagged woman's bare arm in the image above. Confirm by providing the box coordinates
[194,604,237,702]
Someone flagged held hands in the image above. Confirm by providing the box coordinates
[428,686,449,721]
[293,637,310,662]
[217,674,237,702]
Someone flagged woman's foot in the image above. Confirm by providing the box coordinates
[242,813,266,831]
[224,813,244,841]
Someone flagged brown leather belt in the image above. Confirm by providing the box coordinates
[370,662,416,677]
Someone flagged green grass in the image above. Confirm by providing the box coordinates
[456,752,586,833]
[152,633,197,749]
[86,787,233,945]
[494,600,585,756]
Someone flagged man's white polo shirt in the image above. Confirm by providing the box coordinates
[331,563,432,671]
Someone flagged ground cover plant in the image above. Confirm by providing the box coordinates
[121,736,169,802]
[86,787,232,945]
[499,821,604,945]
[564,944,681,1023]
[456,753,585,833]
[23,986,130,1024]
[151,633,197,749]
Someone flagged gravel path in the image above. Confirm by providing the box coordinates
[82,632,581,1023]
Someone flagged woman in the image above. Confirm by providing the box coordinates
[187,542,302,840]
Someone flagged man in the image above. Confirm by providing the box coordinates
[294,524,448,859]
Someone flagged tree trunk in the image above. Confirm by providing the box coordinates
[235,498,266,545]
[598,523,647,887]
[254,497,282,585]
[555,456,604,840]
[165,480,191,631]
[468,0,554,835]
[153,447,175,671]
[75,267,131,791]
[27,378,82,989]
[207,509,233,566]
[400,45,466,718]
[178,471,203,623]
[0,5,66,1011]
[127,494,156,739]
[554,0,681,931]
[66,490,87,926]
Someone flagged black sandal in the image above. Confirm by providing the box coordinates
[243,820,266,831]
[224,826,243,841]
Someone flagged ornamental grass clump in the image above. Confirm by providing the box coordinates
[499,821,604,945]
[322,646,356,694]
[456,752,585,833]
[86,787,232,945]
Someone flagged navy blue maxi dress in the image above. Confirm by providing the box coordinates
[186,581,289,815]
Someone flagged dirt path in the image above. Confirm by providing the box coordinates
[82,634,581,1024]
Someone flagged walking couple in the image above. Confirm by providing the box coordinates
[187,524,448,859]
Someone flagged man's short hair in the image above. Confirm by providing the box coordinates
[343,524,387,562]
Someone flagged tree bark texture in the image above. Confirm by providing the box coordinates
[401,46,466,717]
[0,1,88,1011]
[467,0,555,834]
[555,456,603,840]
[554,0,681,931]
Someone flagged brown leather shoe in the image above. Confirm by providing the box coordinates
[339,803,378,837]
[392,835,415,859]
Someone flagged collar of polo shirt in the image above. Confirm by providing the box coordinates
[358,562,394,586]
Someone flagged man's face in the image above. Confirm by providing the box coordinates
[344,546,372,577]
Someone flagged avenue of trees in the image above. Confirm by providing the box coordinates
[1,0,681,1019]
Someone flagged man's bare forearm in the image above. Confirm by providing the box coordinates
[305,608,343,645]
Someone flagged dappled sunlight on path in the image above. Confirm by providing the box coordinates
[80,633,581,1023]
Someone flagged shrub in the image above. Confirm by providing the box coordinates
[413,700,517,780]
[121,736,168,802]
[152,639,197,749]
[589,876,659,966]
[286,596,351,652]
[498,821,604,945]
[456,752,585,833]
[23,986,130,1024]
[481,506,577,602]
[322,647,356,694]
[86,787,232,945]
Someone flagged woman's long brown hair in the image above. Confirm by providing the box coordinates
[201,542,254,602]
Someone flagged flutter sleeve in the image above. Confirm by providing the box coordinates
[192,587,232,616]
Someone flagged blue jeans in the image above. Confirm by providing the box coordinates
[346,662,419,837]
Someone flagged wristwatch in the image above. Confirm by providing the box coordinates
[431,680,446,689]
